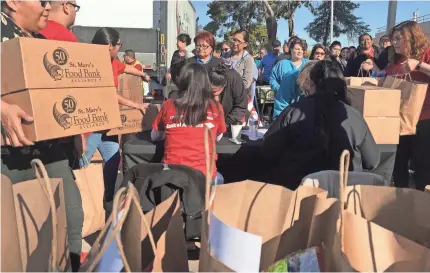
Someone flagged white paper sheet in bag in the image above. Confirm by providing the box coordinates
[208,212,262,272]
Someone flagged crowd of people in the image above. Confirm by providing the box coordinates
[1,1,430,271]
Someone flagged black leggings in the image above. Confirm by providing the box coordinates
[393,119,430,191]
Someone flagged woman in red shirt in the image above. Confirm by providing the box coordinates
[151,63,227,184]
[363,20,430,191]
[79,27,151,202]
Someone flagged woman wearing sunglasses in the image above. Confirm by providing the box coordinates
[1,1,84,271]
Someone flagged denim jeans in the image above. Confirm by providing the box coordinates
[1,142,83,271]
[79,133,120,202]
[211,172,225,186]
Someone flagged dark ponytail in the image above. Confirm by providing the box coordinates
[310,60,349,156]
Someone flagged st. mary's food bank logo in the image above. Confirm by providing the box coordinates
[53,95,110,130]
[43,47,102,83]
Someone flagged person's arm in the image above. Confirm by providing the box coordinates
[1,101,34,146]
[269,61,283,92]
[151,102,166,141]
[117,95,149,113]
[403,58,430,77]
[359,126,380,170]
[124,64,150,81]
[216,103,227,141]
[242,57,255,90]
[225,72,247,126]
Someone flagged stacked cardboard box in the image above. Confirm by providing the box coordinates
[347,85,401,144]
[107,74,159,136]
[1,38,122,143]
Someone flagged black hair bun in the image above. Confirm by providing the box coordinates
[211,63,228,76]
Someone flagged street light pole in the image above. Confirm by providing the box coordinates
[330,0,334,44]
[387,0,398,34]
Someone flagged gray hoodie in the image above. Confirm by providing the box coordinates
[222,50,255,91]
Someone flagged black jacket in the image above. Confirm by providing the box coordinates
[221,69,248,125]
[262,95,380,189]
[169,50,187,85]
[185,55,224,72]
[122,163,206,240]
[185,56,247,125]
[344,45,383,77]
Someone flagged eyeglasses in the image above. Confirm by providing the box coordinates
[114,43,122,48]
[391,36,403,44]
[40,1,51,8]
[315,51,325,56]
[195,44,211,50]
[230,37,244,45]
[66,2,80,12]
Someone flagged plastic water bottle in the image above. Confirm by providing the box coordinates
[248,112,259,141]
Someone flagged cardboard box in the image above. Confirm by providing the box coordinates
[1,38,121,142]
[364,117,400,144]
[107,105,160,136]
[347,86,401,117]
[2,38,114,94]
[118,74,143,105]
[1,87,122,142]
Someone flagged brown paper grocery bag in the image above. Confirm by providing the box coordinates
[332,150,430,272]
[426,185,430,193]
[383,75,428,135]
[73,161,105,237]
[199,127,339,272]
[5,159,70,271]
[1,175,23,272]
[80,183,188,272]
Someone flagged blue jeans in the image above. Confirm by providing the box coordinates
[211,172,224,186]
[79,133,120,202]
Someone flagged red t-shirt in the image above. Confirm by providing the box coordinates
[130,60,143,71]
[153,99,227,178]
[386,48,430,121]
[39,20,79,42]
[112,58,126,88]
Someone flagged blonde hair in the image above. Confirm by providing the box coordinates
[297,61,317,94]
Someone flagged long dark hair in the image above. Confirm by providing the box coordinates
[310,60,349,154]
[174,63,215,126]
[310,44,326,60]
[92,27,120,46]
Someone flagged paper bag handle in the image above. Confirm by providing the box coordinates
[204,125,217,211]
[83,187,131,272]
[82,183,157,272]
[31,159,58,272]
[338,150,350,241]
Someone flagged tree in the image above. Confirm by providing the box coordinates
[305,1,370,46]
[204,0,313,50]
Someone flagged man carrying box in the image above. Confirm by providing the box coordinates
[1,1,83,271]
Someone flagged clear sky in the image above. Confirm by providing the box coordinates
[192,0,430,47]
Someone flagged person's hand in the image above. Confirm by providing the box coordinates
[1,102,34,147]
[401,59,420,74]
[165,72,171,81]
[137,103,150,114]
[361,59,374,71]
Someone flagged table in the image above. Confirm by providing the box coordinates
[121,131,397,183]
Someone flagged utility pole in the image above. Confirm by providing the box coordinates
[386,0,398,34]
[330,0,334,44]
